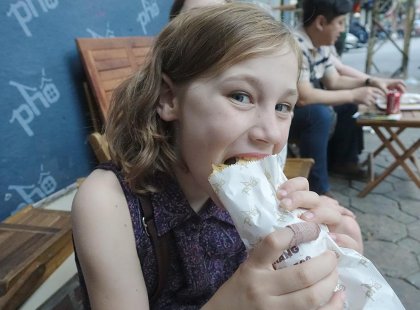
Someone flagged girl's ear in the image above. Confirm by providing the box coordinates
[157,74,179,121]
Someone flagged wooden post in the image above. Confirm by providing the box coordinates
[365,0,379,74]
[365,0,415,78]
[402,0,415,78]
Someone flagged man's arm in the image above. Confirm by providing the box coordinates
[331,54,406,93]
[321,66,371,91]
[297,80,355,106]
[297,78,385,107]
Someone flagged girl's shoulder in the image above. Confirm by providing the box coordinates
[73,168,125,213]
[71,168,132,237]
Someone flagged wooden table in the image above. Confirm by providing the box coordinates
[356,109,420,197]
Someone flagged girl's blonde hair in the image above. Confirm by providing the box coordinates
[106,3,302,193]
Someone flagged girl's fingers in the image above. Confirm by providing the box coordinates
[319,196,356,219]
[319,290,346,310]
[329,232,362,254]
[248,223,319,269]
[267,258,339,309]
[247,227,294,269]
[279,190,319,211]
[337,206,356,218]
[277,189,343,226]
[300,205,342,227]
[277,177,309,197]
[248,250,338,298]
[289,194,350,227]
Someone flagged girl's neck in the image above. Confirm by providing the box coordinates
[174,167,210,213]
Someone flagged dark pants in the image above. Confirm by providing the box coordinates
[328,103,363,165]
[289,104,334,194]
[289,103,363,194]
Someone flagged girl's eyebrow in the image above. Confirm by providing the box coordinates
[220,74,264,89]
[221,74,297,98]
[285,88,298,97]
[222,75,296,90]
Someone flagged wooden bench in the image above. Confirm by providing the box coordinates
[76,36,314,179]
[0,206,72,310]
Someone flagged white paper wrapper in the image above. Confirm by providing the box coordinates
[208,154,405,310]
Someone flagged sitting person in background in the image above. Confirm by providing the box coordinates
[73,4,363,309]
[291,0,388,196]
[327,47,406,172]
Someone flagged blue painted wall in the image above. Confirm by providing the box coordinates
[0,0,171,220]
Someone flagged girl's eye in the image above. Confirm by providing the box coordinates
[230,92,252,104]
[275,103,292,113]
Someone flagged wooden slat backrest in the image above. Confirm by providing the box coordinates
[0,206,72,309]
[76,37,155,123]
[283,158,314,179]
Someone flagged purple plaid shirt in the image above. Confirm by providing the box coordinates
[96,163,247,309]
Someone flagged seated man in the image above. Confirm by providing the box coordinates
[291,0,387,196]
[327,50,406,175]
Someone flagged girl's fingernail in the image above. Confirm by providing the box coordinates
[301,211,314,220]
[280,198,292,209]
[329,232,337,240]
[277,189,287,198]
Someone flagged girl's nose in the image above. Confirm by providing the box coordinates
[249,109,287,146]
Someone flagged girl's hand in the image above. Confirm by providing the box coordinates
[277,177,363,254]
[203,224,344,310]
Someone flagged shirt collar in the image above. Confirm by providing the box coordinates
[295,25,316,52]
[150,175,235,236]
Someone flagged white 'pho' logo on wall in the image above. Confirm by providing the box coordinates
[6,0,59,37]
[86,22,115,38]
[9,69,60,137]
[5,164,57,212]
[137,0,159,34]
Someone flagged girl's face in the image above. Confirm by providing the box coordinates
[158,50,298,209]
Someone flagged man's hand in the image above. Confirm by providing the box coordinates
[351,86,386,106]
[370,77,406,93]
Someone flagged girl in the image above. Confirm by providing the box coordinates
[72,3,361,309]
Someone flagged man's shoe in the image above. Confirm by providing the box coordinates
[329,163,368,181]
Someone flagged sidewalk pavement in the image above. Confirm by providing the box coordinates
[329,126,420,309]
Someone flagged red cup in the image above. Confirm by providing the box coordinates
[386,91,401,114]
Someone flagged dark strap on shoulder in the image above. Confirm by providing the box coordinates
[138,194,170,304]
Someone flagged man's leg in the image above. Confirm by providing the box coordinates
[328,103,364,175]
[289,104,334,195]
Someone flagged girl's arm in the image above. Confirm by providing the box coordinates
[72,169,149,309]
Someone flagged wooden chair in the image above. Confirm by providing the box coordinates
[76,36,314,179]
[0,206,72,309]
[76,36,155,127]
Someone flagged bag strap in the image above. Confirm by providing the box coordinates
[138,194,170,304]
